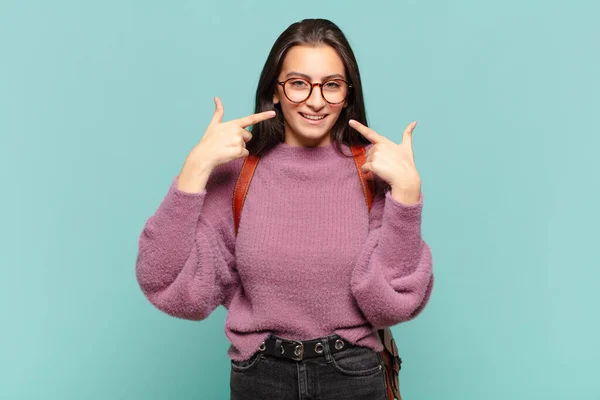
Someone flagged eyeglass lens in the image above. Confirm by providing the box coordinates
[283,78,348,104]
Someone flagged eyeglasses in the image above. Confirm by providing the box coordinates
[277,77,352,104]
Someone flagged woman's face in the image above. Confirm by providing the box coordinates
[274,44,348,147]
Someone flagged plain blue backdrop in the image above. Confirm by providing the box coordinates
[1,0,598,399]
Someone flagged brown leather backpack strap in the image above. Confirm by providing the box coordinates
[352,149,404,399]
[379,327,403,400]
[350,145,376,212]
[233,154,260,236]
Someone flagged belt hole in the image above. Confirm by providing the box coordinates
[335,339,344,350]
[314,343,324,354]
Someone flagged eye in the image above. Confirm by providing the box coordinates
[324,81,342,89]
[289,79,309,88]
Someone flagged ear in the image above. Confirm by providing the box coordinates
[273,90,280,105]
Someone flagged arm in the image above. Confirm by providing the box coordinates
[135,161,241,320]
[350,181,434,329]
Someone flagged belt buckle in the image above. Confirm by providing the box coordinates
[287,339,304,361]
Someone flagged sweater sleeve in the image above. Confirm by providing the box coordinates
[350,181,434,329]
[135,161,241,321]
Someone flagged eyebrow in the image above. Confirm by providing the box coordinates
[284,71,346,81]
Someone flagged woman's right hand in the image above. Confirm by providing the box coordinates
[177,97,276,193]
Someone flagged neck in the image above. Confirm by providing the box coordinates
[284,129,332,148]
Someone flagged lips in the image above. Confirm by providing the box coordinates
[299,112,327,122]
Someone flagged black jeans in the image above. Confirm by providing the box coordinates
[230,335,388,400]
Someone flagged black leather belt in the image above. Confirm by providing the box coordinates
[258,334,353,361]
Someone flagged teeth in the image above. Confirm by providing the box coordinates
[301,113,326,120]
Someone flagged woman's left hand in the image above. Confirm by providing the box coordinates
[349,120,422,205]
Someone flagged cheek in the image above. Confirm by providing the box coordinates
[329,103,344,115]
[327,104,345,121]
[279,101,301,118]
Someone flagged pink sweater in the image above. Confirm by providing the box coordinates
[135,141,434,361]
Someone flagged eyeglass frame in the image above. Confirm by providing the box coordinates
[276,77,353,105]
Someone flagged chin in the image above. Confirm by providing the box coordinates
[295,126,332,140]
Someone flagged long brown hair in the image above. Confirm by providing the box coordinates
[247,19,370,158]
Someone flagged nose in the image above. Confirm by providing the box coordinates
[305,83,326,110]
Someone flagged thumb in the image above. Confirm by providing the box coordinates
[210,96,224,125]
[402,121,417,147]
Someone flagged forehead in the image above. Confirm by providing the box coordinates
[280,45,345,78]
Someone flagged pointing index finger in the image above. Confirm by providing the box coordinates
[348,119,385,144]
[237,110,277,128]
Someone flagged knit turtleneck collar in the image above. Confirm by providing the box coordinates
[265,141,353,162]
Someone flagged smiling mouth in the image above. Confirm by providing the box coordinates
[300,112,327,121]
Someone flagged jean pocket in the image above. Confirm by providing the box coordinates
[330,346,384,377]
[230,352,264,373]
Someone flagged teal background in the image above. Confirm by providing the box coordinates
[1,0,598,398]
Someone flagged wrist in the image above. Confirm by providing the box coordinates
[187,146,217,171]
[177,157,214,194]
[390,183,421,205]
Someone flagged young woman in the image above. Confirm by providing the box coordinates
[136,18,434,400]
